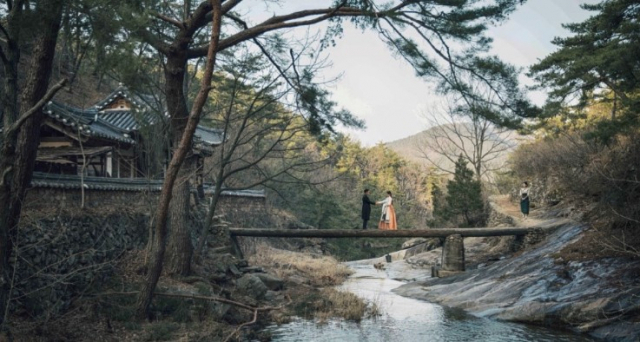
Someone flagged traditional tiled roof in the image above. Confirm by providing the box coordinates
[195,126,224,145]
[45,86,224,146]
[44,101,136,144]
[204,187,265,198]
[0,87,223,146]
[31,172,163,191]
[99,110,157,132]
[30,172,265,198]
[43,96,223,146]
[92,85,158,112]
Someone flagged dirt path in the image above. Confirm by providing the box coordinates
[490,194,561,228]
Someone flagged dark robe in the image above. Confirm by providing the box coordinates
[362,194,376,220]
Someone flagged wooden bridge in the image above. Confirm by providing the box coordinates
[228,227,541,277]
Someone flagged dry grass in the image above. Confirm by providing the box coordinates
[315,288,380,323]
[248,243,353,287]
[248,243,379,323]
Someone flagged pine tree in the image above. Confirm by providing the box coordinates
[529,0,640,140]
[444,155,485,227]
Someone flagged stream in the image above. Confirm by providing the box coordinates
[264,261,596,342]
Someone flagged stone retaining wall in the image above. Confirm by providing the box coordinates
[12,210,149,317]
[13,187,266,318]
[23,187,266,223]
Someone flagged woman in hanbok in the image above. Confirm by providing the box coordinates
[377,191,397,230]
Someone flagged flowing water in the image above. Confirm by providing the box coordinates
[265,263,596,342]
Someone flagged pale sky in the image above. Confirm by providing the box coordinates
[247,0,600,146]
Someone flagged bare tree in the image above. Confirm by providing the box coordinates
[193,50,343,262]
[416,95,515,182]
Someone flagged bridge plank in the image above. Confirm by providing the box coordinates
[228,227,532,238]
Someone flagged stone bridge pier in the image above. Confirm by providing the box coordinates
[433,234,465,277]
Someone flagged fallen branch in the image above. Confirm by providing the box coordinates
[98,290,289,340]
[223,294,292,342]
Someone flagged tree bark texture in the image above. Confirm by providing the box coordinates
[193,178,224,263]
[161,23,193,277]
[136,0,222,319]
[0,0,65,332]
[166,154,195,276]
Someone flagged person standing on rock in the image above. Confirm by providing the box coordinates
[520,181,530,219]
[361,189,377,229]
[377,191,397,230]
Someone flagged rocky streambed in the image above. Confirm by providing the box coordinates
[392,209,640,341]
[267,251,597,342]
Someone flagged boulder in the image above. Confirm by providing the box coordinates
[255,273,284,291]
[403,238,442,259]
[402,238,427,249]
[236,274,268,300]
[207,253,237,274]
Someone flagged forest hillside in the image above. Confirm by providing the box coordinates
[386,123,526,178]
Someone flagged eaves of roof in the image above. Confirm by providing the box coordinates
[44,101,136,144]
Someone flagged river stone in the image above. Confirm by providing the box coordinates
[240,266,265,273]
[402,238,427,249]
[210,302,231,320]
[404,238,442,259]
[236,274,268,300]
[255,273,284,291]
[228,264,242,276]
[208,253,237,274]
[287,275,309,285]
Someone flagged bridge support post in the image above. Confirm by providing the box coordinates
[438,234,465,277]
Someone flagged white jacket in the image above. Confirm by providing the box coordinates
[378,196,392,221]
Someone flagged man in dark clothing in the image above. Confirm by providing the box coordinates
[361,189,376,229]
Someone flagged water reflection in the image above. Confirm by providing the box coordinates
[266,264,595,342]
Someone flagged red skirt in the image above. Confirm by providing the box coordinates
[378,205,397,230]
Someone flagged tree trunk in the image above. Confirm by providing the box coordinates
[0,0,65,332]
[193,177,224,263]
[165,154,195,275]
[136,49,190,317]
[161,41,193,276]
[0,25,21,334]
[136,0,222,318]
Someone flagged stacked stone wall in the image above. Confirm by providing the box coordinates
[12,187,266,318]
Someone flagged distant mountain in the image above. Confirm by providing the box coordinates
[386,123,527,176]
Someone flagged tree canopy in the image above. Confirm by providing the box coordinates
[113,0,533,128]
[529,0,640,139]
